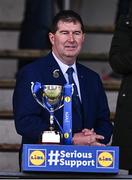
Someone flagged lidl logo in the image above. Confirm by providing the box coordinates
[97,150,114,168]
[29,149,46,167]
[64,96,71,102]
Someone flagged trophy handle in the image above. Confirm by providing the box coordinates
[31,82,64,134]
[31,82,50,112]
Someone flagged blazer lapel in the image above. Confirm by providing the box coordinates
[77,64,89,127]
[46,53,67,85]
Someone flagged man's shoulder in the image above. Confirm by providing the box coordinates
[20,52,52,70]
[16,53,54,79]
[77,62,100,78]
[30,52,52,65]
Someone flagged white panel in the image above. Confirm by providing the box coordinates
[106,91,118,113]
[0,0,25,21]
[0,89,13,110]
[0,120,21,143]
[0,152,19,171]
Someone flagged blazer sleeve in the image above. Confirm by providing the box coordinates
[109,15,132,74]
[13,66,49,141]
[94,76,113,144]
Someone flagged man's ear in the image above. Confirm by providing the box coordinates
[49,32,54,45]
[83,33,85,42]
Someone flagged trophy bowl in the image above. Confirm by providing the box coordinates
[43,85,63,109]
[31,82,63,144]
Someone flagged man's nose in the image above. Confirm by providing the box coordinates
[68,33,75,41]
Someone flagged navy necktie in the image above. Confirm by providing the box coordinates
[66,67,83,132]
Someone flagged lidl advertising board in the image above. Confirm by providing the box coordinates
[22,144,119,173]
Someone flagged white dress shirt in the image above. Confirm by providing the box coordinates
[52,52,82,101]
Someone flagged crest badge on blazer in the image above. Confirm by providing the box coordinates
[53,69,60,78]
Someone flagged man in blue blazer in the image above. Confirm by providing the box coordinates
[13,10,113,158]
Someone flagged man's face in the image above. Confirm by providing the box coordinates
[49,20,85,65]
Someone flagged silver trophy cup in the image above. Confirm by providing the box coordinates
[31,82,63,144]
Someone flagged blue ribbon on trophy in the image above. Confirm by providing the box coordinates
[31,82,73,145]
[63,84,72,145]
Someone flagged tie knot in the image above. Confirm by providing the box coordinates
[66,67,74,76]
[66,67,74,84]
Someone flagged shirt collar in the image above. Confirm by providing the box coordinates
[52,52,77,75]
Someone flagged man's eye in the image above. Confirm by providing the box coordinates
[74,32,81,35]
[61,32,68,34]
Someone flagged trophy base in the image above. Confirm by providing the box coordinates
[41,131,61,144]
